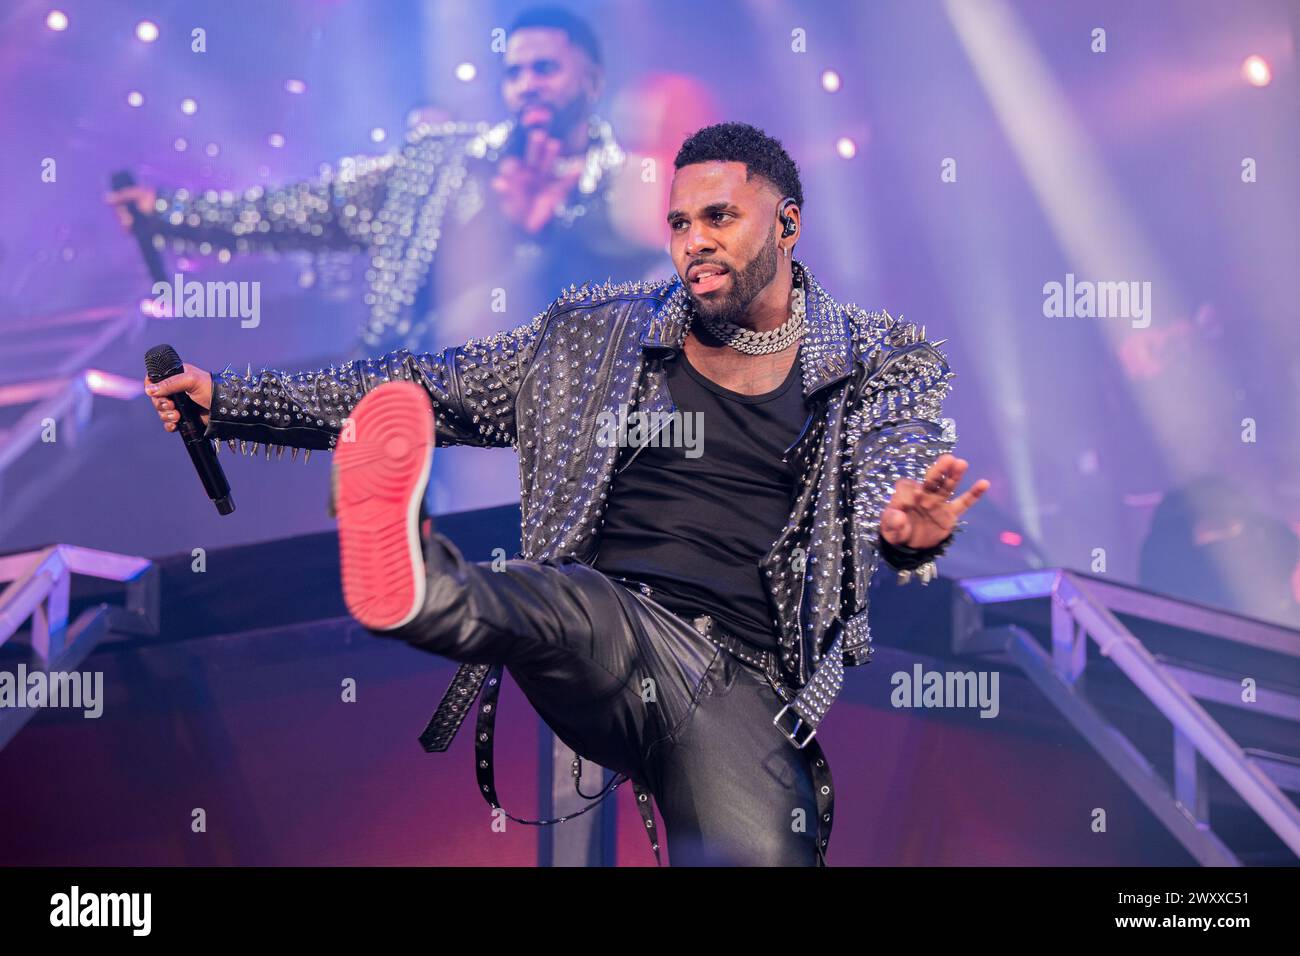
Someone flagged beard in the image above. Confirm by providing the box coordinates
[687,224,779,325]
[509,93,589,149]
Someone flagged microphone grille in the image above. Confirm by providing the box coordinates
[145,344,183,382]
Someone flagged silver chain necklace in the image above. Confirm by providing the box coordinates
[549,115,624,228]
[689,279,807,355]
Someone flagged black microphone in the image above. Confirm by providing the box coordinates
[110,169,167,284]
[145,344,235,515]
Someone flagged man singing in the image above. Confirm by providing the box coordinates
[146,122,990,866]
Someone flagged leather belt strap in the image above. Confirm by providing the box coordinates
[464,663,649,859]
[419,662,489,753]
[772,631,845,750]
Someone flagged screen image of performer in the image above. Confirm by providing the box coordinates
[144,122,990,867]
[108,5,663,514]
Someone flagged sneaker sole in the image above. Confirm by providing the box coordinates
[333,381,434,631]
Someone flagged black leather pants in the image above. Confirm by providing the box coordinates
[378,529,831,866]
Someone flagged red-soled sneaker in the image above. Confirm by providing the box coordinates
[332,381,435,631]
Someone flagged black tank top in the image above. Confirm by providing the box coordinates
[593,344,809,649]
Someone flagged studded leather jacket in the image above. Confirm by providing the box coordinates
[202,258,958,688]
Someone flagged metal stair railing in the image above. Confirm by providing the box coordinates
[0,301,150,522]
[0,544,158,750]
[953,568,1300,865]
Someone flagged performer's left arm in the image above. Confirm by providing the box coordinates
[845,316,990,585]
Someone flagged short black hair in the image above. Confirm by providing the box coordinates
[673,122,804,208]
[507,6,602,67]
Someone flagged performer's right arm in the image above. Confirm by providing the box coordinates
[146,305,551,454]
[107,149,397,256]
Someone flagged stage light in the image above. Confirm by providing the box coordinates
[268,133,285,148]
[284,78,307,95]
[126,90,144,107]
[821,69,841,93]
[370,127,387,143]
[46,10,68,31]
[1242,54,1271,87]
[205,142,219,157]
[455,62,477,82]
[139,296,172,319]
[174,137,187,151]
[835,137,857,159]
[135,20,159,43]
[84,369,145,399]
[999,530,1023,547]
[180,97,198,115]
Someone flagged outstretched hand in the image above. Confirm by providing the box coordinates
[880,454,990,550]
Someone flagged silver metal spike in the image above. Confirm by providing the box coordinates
[240,440,247,455]
[250,442,259,455]
[304,450,312,464]
[291,448,299,462]
[247,362,252,379]
[227,440,237,454]
[265,444,272,459]
[214,439,221,455]
[277,446,285,459]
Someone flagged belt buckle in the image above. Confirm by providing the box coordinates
[773,702,817,749]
